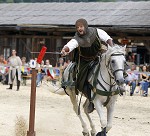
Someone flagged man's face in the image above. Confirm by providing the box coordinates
[46,60,49,65]
[22,59,25,62]
[12,50,16,56]
[131,65,135,70]
[142,66,146,71]
[59,59,63,64]
[76,23,86,35]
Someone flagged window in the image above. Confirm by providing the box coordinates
[3,47,10,60]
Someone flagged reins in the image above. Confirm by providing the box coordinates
[93,52,125,106]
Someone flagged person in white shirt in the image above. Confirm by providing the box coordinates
[7,49,22,91]
[125,64,138,96]
[44,59,53,77]
[61,18,114,113]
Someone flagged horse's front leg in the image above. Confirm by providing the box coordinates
[106,95,118,133]
[83,99,97,136]
[93,95,107,131]
[94,95,108,136]
[69,89,90,136]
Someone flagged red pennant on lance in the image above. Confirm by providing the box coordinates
[37,46,47,64]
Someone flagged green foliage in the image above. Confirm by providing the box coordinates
[7,0,14,2]
[96,0,116,1]
[0,0,5,3]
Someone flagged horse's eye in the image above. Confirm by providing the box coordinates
[111,60,115,64]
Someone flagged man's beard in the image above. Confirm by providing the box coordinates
[77,29,87,37]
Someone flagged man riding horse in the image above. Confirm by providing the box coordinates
[61,18,114,113]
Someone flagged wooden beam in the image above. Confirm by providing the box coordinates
[0,35,62,39]
[0,34,150,41]
[112,36,150,41]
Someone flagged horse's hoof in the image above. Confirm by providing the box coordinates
[90,130,97,136]
[96,132,101,136]
[91,132,96,136]
[96,131,107,136]
[82,132,90,136]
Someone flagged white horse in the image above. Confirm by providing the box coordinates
[49,45,126,136]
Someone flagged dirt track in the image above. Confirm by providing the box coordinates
[0,82,150,136]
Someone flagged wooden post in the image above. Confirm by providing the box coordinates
[27,68,37,136]
[27,46,47,136]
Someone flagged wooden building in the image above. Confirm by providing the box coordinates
[0,2,150,66]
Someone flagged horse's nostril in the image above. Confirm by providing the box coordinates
[116,80,119,84]
[116,79,125,85]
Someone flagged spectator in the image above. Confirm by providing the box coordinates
[43,59,55,81]
[54,68,60,81]
[139,65,149,97]
[125,64,138,96]
[44,59,53,74]
[44,59,52,68]
[56,57,64,67]
[56,57,65,79]
[21,57,29,86]
[127,52,134,62]
[34,57,40,68]
[7,49,22,91]
[0,55,8,84]
[0,55,7,64]
[36,60,46,87]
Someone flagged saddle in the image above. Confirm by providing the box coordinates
[61,60,99,97]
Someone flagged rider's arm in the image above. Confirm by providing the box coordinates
[97,28,114,46]
[61,39,79,55]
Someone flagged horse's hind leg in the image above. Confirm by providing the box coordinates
[69,90,90,136]
[83,99,97,136]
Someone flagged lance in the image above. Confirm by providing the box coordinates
[31,51,62,55]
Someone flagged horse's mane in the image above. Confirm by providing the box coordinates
[102,44,126,59]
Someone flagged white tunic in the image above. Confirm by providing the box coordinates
[64,28,112,52]
[8,56,22,84]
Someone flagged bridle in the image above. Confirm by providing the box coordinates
[109,53,125,77]
[99,52,126,89]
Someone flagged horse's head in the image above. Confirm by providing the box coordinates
[104,44,126,85]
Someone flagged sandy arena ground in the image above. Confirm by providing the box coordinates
[0,81,150,136]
